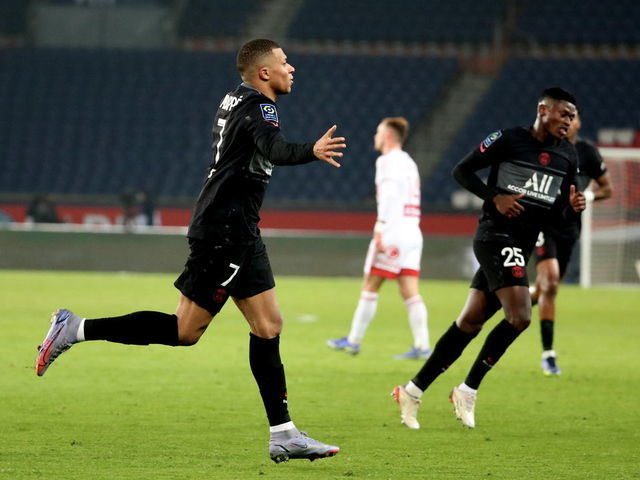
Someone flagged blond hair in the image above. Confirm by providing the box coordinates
[382,117,410,143]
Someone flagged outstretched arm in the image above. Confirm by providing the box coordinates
[256,125,346,167]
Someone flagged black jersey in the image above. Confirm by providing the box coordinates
[453,127,579,244]
[575,138,607,192]
[188,83,317,244]
[543,137,608,239]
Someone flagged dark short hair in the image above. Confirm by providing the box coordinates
[236,39,280,77]
[539,87,577,107]
[382,117,410,143]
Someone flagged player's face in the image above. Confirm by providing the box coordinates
[373,122,387,152]
[266,48,295,95]
[542,100,577,139]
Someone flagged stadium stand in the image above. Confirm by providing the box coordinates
[514,0,640,45]
[176,0,258,38]
[288,0,507,44]
[2,1,639,214]
[0,48,457,204]
[0,0,28,36]
[424,57,640,205]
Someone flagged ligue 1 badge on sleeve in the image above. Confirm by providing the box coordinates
[260,104,279,126]
[480,130,502,152]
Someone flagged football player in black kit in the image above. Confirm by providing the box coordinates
[35,39,346,463]
[530,108,612,375]
[392,87,586,430]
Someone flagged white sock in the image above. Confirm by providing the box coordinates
[458,382,477,395]
[347,291,378,345]
[76,318,86,342]
[405,381,423,399]
[405,295,429,350]
[269,421,296,434]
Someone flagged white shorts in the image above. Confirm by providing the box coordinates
[363,227,423,279]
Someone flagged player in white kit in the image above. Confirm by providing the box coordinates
[327,117,431,359]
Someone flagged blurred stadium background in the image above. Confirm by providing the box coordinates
[1,0,639,282]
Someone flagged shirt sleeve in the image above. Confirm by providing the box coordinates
[452,130,506,200]
[244,99,317,166]
[580,141,608,179]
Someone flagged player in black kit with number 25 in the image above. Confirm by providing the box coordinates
[35,39,346,463]
[392,87,586,430]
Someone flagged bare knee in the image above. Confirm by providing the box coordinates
[251,317,283,339]
[175,295,214,346]
[505,307,531,331]
[178,328,204,346]
[539,276,559,299]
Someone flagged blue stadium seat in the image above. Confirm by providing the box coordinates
[176,0,258,38]
[288,0,507,44]
[515,0,640,44]
[0,48,457,205]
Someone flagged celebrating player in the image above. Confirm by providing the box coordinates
[35,39,346,463]
[531,108,613,375]
[392,87,585,429]
[327,117,431,359]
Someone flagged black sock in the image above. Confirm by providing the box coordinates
[540,319,554,351]
[249,333,291,427]
[84,311,179,346]
[411,322,478,391]
[464,319,522,390]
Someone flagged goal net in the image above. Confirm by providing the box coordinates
[580,147,640,287]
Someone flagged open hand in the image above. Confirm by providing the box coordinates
[313,125,346,167]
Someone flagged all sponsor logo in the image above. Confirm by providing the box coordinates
[523,172,554,195]
[260,104,279,125]
[497,162,563,207]
[479,130,502,152]
[504,172,559,204]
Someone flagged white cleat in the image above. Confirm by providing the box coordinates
[450,386,476,428]
[391,385,421,429]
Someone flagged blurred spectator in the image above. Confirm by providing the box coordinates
[120,189,139,231]
[26,194,62,223]
[121,189,156,230]
[138,190,156,226]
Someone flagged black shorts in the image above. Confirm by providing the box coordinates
[174,237,275,316]
[470,238,533,292]
[533,230,577,278]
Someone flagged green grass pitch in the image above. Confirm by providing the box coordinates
[1,270,638,479]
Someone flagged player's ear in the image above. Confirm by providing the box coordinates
[258,67,270,82]
[537,103,547,116]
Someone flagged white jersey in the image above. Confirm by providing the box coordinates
[375,148,421,231]
[365,148,423,278]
